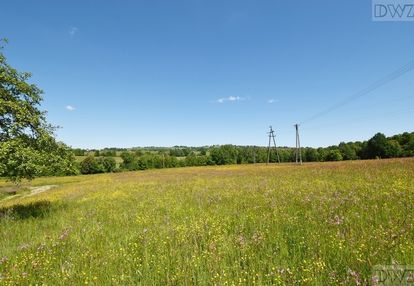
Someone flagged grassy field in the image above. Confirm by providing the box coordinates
[0,159,413,285]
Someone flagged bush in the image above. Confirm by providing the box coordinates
[325,150,343,161]
[80,156,103,174]
[210,145,238,165]
[98,157,117,172]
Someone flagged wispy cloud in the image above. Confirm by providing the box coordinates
[268,99,279,104]
[66,105,76,111]
[216,96,245,103]
[69,26,78,37]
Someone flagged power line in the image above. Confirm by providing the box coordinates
[303,106,414,132]
[300,59,414,125]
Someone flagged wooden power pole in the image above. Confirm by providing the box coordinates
[294,124,302,165]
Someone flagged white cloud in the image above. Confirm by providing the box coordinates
[216,96,244,103]
[66,105,76,111]
[268,99,279,104]
[69,26,78,36]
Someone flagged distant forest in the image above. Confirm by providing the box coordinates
[74,132,414,175]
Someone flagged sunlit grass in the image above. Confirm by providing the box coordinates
[1,159,413,285]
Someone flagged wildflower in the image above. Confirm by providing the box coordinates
[59,228,71,240]
[208,242,217,253]
[331,215,344,225]
[37,242,46,252]
[371,274,379,285]
[19,243,30,251]
[347,269,361,285]
[0,257,8,264]
[236,234,246,248]
[407,272,414,283]
[252,231,264,245]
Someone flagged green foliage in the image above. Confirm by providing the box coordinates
[360,133,407,159]
[120,151,182,171]
[278,148,294,162]
[72,148,85,156]
[80,156,102,174]
[384,139,402,158]
[101,149,117,157]
[120,152,136,170]
[98,157,117,173]
[169,148,184,157]
[339,142,358,160]
[0,43,78,182]
[392,132,414,157]
[80,156,117,174]
[0,134,79,181]
[133,150,143,157]
[365,133,388,159]
[305,148,320,162]
[184,154,213,166]
[325,149,343,161]
[71,131,414,177]
[210,145,238,165]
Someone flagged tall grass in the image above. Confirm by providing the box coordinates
[1,159,413,285]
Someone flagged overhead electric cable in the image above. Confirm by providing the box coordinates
[300,59,414,125]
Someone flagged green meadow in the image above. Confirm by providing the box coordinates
[1,159,413,285]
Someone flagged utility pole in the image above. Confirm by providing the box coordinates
[294,124,302,165]
[267,126,280,164]
[253,147,256,164]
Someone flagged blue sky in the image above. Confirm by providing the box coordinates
[1,0,413,148]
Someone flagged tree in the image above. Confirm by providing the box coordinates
[98,157,117,172]
[0,41,78,182]
[405,134,414,156]
[325,150,343,161]
[120,151,135,170]
[278,148,294,162]
[339,142,358,160]
[365,133,388,159]
[210,145,238,165]
[394,132,414,157]
[80,156,102,174]
[170,148,184,157]
[384,139,402,158]
[134,149,143,157]
[305,148,320,162]
[73,148,85,156]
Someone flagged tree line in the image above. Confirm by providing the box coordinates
[77,132,414,174]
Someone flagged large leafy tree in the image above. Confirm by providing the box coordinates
[0,40,78,183]
[365,133,388,159]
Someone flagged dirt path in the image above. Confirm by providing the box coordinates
[1,185,57,201]
[27,185,57,197]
